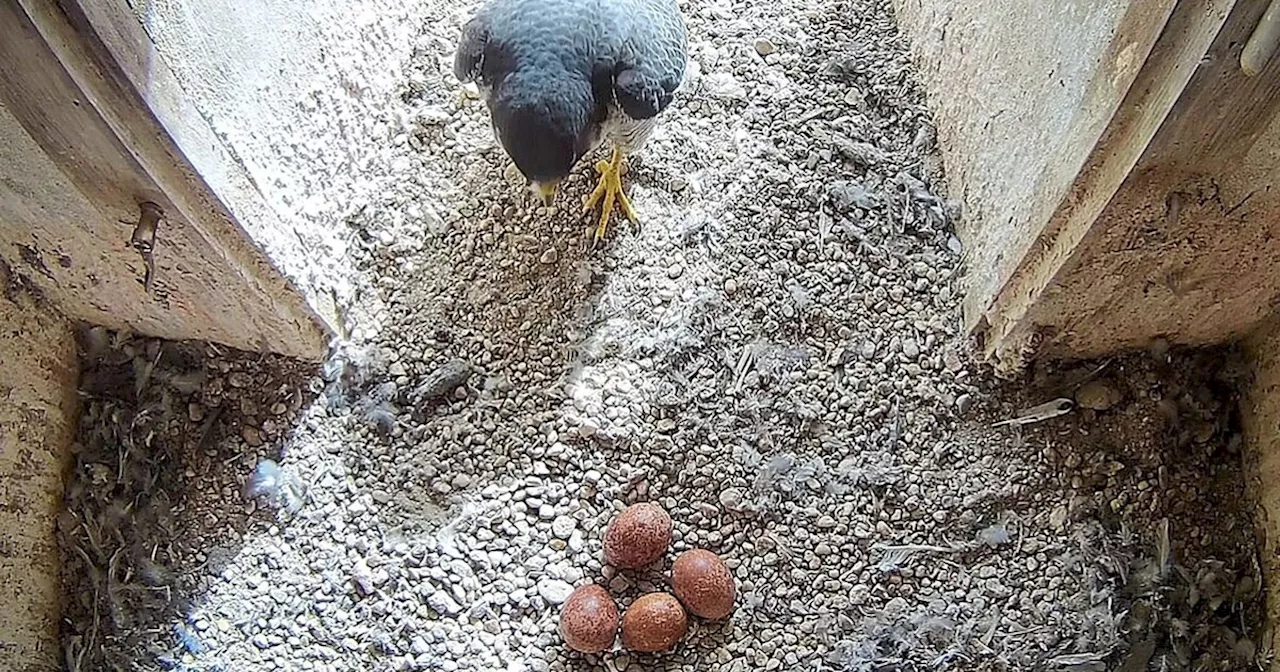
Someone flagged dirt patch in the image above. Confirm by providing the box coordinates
[1000,346,1265,671]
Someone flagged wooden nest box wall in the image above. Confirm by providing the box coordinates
[896,0,1280,373]
[1,1,330,666]
[894,0,1280,666]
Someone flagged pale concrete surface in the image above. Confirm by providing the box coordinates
[117,0,435,334]
[0,287,77,671]
[892,0,1131,332]
[0,100,322,359]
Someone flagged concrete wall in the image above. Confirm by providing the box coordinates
[891,0,1136,331]
[1029,158,1280,361]
[1,1,329,361]
[0,287,77,670]
[106,0,434,330]
[0,98,323,359]
[985,0,1280,362]
[1032,0,1280,360]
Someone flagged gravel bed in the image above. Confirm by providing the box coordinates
[55,0,1265,670]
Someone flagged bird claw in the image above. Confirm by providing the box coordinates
[583,149,637,243]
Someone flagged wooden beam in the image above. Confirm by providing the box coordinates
[972,0,1241,375]
[0,0,329,360]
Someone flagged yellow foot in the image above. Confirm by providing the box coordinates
[456,83,481,109]
[582,148,638,242]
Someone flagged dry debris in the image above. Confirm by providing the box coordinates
[58,327,311,670]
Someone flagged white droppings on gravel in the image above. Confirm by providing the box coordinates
[537,579,575,605]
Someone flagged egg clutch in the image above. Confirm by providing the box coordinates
[558,502,737,654]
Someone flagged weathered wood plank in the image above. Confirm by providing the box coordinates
[971,0,1238,374]
[0,0,328,360]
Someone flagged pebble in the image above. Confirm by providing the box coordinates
[536,579,573,605]
[351,559,375,596]
[417,360,474,402]
[1075,380,1122,411]
[429,591,464,617]
[551,515,576,539]
[719,488,744,510]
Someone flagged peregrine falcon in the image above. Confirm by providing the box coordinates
[453,0,688,242]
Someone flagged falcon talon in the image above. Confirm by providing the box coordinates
[583,148,640,242]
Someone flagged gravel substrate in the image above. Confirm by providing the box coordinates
[56,0,1265,670]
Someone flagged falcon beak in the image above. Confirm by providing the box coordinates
[531,180,560,206]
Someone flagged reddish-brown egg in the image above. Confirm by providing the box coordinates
[603,503,673,569]
[620,592,687,652]
[559,584,619,653]
[672,549,737,619]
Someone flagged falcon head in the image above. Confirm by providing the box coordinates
[489,69,595,204]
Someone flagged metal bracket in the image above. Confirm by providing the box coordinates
[129,201,162,293]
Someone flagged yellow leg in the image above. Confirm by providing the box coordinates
[582,148,638,242]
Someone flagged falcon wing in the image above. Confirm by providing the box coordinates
[611,0,687,119]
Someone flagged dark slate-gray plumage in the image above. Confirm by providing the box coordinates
[454,0,688,240]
